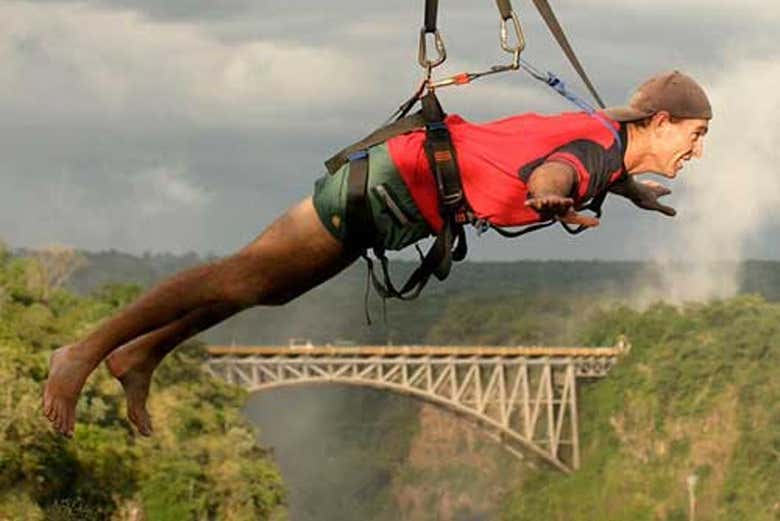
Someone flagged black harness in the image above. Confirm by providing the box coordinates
[329,91,468,302]
[323,0,612,308]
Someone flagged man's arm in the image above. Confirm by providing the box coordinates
[526,161,576,209]
[525,161,599,228]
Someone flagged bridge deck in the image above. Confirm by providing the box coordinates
[207,343,627,358]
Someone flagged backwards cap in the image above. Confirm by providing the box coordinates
[604,70,712,122]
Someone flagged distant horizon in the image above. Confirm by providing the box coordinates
[9,243,780,265]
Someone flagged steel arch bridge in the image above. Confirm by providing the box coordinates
[204,341,628,474]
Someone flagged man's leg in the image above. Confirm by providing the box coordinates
[105,302,240,436]
[44,197,359,436]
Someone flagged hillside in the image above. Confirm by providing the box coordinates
[0,248,285,520]
[8,248,779,520]
[436,296,780,520]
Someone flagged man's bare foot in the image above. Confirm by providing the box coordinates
[43,345,95,437]
[105,352,154,436]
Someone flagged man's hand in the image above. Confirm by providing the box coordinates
[524,194,574,214]
[609,177,676,216]
[526,161,600,229]
[524,195,600,228]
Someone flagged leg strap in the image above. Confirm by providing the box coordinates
[346,151,374,249]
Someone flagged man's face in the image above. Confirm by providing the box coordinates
[646,114,709,178]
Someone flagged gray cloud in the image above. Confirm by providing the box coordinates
[629,50,780,302]
[2,0,778,260]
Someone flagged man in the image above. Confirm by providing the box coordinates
[44,70,711,437]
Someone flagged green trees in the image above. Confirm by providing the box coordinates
[500,297,780,521]
[0,248,285,520]
[422,294,780,520]
[5,242,778,519]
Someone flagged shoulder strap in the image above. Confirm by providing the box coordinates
[420,94,465,217]
[325,112,427,174]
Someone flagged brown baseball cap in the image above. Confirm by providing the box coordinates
[604,70,712,122]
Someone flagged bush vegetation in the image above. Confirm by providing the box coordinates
[0,246,285,520]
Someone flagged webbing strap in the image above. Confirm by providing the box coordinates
[367,224,451,301]
[366,219,467,301]
[495,0,513,20]
[346,151,373,248]
[491,219,557,238]
[530,0,605,108]
[424,0,439,32]
[424,124,464,213]
[325,113,426,174]
[420,93,465,215]
[421,91,445,122]
[544,73,622,151]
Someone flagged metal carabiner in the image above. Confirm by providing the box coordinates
[500,10,525,64]
[418,28,447,71]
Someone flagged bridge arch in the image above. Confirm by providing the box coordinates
[245,377,568,473]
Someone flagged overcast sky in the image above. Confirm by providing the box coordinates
[2,0,779,260]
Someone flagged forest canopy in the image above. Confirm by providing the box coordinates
[0,245,285,520]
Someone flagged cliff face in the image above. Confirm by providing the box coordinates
[392,403,524,521]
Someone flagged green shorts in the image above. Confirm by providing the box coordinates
[313,143,432,251]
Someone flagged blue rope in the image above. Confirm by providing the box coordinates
[544,72,623,152]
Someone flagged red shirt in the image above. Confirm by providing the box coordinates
[386,111,625,232]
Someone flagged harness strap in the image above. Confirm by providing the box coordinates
[371,92,467,299]
[366,218,467,302]
[366,230,446,301]
[325,113,426,175]
[543,73,621,150]
[424,0,439,33]
[529,0,605,108]
[495,0,513,20]
[425,123,464,212]
[341,91,468,304]
[420,92,468,282]
[421,95,466,219]
[491,219,557,238]
[345,151,373,248]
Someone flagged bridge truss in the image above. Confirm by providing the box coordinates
[204,342,628,473]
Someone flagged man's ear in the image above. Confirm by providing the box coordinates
[650,111,672,132]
